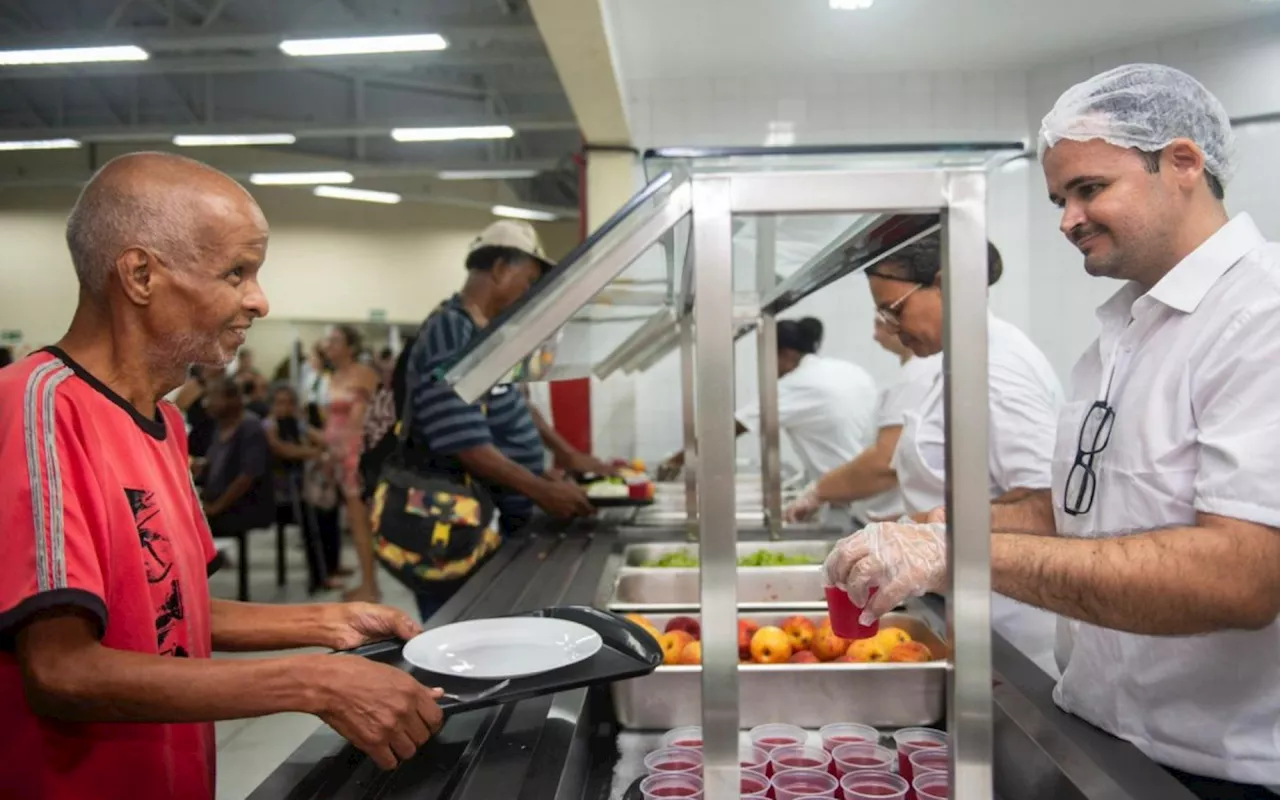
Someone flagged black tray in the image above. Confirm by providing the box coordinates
[339,605,662,715]
[589,496,656,508]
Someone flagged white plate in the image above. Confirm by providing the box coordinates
[403,617,604,680]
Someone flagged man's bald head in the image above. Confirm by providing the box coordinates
[65,152,266,299]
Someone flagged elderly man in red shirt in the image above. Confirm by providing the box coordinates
[0,152,444,800]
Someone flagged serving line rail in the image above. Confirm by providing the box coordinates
[248,521,1200,800]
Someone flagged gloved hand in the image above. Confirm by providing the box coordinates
[822,522,948,624]
[783,484,823,523]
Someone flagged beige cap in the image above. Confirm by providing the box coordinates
[469,219,554,270]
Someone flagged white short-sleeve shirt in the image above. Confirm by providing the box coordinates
[1050,213,1280,787]
[737,354,879,481]
[849,355,941,522]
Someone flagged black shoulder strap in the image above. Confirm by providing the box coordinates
[394,301,453,453]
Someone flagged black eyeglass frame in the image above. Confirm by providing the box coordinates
[1063,400,1116,516]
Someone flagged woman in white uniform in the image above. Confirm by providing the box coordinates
[785,318,940,525]
[661,318,879,486]
[865,234,1065,676]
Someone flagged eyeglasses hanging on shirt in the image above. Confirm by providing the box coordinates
[1064,329,1128,516]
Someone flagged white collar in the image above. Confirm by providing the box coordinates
[1096,213,1265,324]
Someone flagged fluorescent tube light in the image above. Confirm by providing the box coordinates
[392,125,514,142]
[492,204,557,222]
[313,185,401,204]
[437,168,540,180]
[173,133,297,147]
[279,33,447,57]
[0,138,81,151]
[0,45,148,66]
[830,0,874,8]
[250,171,355,186]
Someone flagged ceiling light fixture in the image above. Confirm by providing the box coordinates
[0,138,82,151]
[279,33,447,57]
[437,168,540,180]
[0,45,148,66]
[250,171,355,186]
[173,133,297,147]
[313,185,402,204]
[392,125,515,142]
[492,204,557,222]
[830,0,874,8]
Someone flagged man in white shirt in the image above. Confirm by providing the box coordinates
[823,64,1280,799]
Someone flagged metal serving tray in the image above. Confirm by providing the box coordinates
[607,567,825,611]
[611,612,947,729]
[621,540,835,568]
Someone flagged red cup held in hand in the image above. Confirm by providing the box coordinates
[825,585,879,640]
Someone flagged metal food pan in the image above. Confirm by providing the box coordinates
[610,612,947,730]
[621,540,835,568]
[607,566,825,611]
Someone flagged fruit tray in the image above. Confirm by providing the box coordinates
[339,605,662,716]
[622,540,836,568]
[607,567,827,612]
[610,612,947,729]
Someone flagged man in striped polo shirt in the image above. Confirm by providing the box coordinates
[403,221,605,558]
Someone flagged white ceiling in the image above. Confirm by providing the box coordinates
[605,0,1280,79]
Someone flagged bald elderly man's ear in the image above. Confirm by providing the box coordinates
[116,247,157,306]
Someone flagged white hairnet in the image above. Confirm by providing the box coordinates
[1039,63,1236,184]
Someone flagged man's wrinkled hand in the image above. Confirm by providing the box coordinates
[325,602,423,652]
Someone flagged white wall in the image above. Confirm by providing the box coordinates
[0,186,578,370]
[1025,15,1280,381]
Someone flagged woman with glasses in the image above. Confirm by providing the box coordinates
[866,233,1065,676]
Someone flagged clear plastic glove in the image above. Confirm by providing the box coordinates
[783,485,822,523]
[822,522,949,624]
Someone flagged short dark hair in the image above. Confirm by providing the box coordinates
[465,245,534,272]
[0,346,11,369]
[212,377,242,400]
[1136,148,1225,200]
[777,317,824,355]
[869,234,1003,287]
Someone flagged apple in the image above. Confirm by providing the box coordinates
[789,650,820,664]
[832,654,855,663]
[888,641,933,663]
[738,619,761,660]
[750,626,793,664]
[875,627,912,648]
[847,638,891,663]
[811,628,851,662]
[781,615,817,653]
[665,616,702,640]
[679,640,702,665]
[661,631,695,665]
[817,616,832,631]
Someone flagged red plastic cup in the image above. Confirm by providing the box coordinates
[661,726,703,750]
[831,743,896,777]
[749,723,808,755]
[913,771,949,800]
[908,747,949,777]
[643,747,703,776]
[825,585,879,639]
[841,770,909,799]
[640,772,704,799]
[769,744,833,777]
[771,768,840,800]
[740,770,770,798]
[819,722,879,753]
[892,728,948,784]
[741,744,771,775]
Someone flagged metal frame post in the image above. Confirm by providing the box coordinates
[692,175,739,800]
[756,313,783,539]
[680,315,699,538]
[942,169,993,800]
